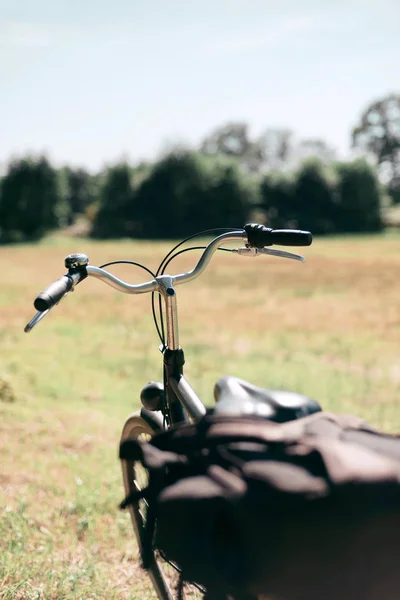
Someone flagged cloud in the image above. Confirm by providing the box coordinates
[0,21,53,48]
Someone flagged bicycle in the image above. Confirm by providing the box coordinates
[25,223,314,600]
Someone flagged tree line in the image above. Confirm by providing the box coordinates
[0,93,398,243]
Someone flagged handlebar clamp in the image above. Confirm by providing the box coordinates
[245,223,273,248]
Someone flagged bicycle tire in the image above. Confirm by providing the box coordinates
[120,412,174,599]
[121,413,204,600]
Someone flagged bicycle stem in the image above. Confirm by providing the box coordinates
[157,276,179,350]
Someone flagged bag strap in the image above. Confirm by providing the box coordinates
[146,412,375,455]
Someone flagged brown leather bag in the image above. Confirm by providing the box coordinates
[120,412,400,600]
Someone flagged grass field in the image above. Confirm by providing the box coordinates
[1,231,400,599]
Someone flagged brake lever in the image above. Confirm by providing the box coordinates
[231,247,305,262]
[258,248,305,263]
[24,309,51,333]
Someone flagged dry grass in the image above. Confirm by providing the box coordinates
[1,231,400,598]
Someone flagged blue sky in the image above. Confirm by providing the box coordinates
[1,0,399,170]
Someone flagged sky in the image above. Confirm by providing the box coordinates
[0,0,399,170]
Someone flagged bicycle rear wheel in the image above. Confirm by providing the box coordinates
[120,412,204,600]
[121,412,172,599]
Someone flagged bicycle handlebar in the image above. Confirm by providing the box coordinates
[83,231,249,294]
[86,265,159,294]
[28,225,312,319]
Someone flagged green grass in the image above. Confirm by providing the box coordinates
[1,232,400,598]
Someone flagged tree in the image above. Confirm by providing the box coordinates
[352,94,400,191]
[334,159,383,233]
[260,173,296,228]
[133,152,204,238]
[260,161,339,233]
[258,129,293,170]
[260,159,385,234]
[200,123,337,173]
[201,122,251,158]
[201,122,265,172]
[199,158,254,230]
[134,151,251,238]
[62,167,99,224]
[292,160,338,234]
[293,139,336,165]
[91,163,137,238]
[0,156,66,242]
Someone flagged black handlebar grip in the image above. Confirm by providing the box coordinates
[244,224,312,247]
[270,229,313,247]
[34,275,73,312]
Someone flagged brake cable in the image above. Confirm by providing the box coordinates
[153,228,239,348]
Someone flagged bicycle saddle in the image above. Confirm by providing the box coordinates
[213,376,321,422]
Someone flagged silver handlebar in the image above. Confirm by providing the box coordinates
[24,231,246,332]
[173,232,245,285]
[85,231,245,294]
[25,230,306,332]
[86,265,158,294]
